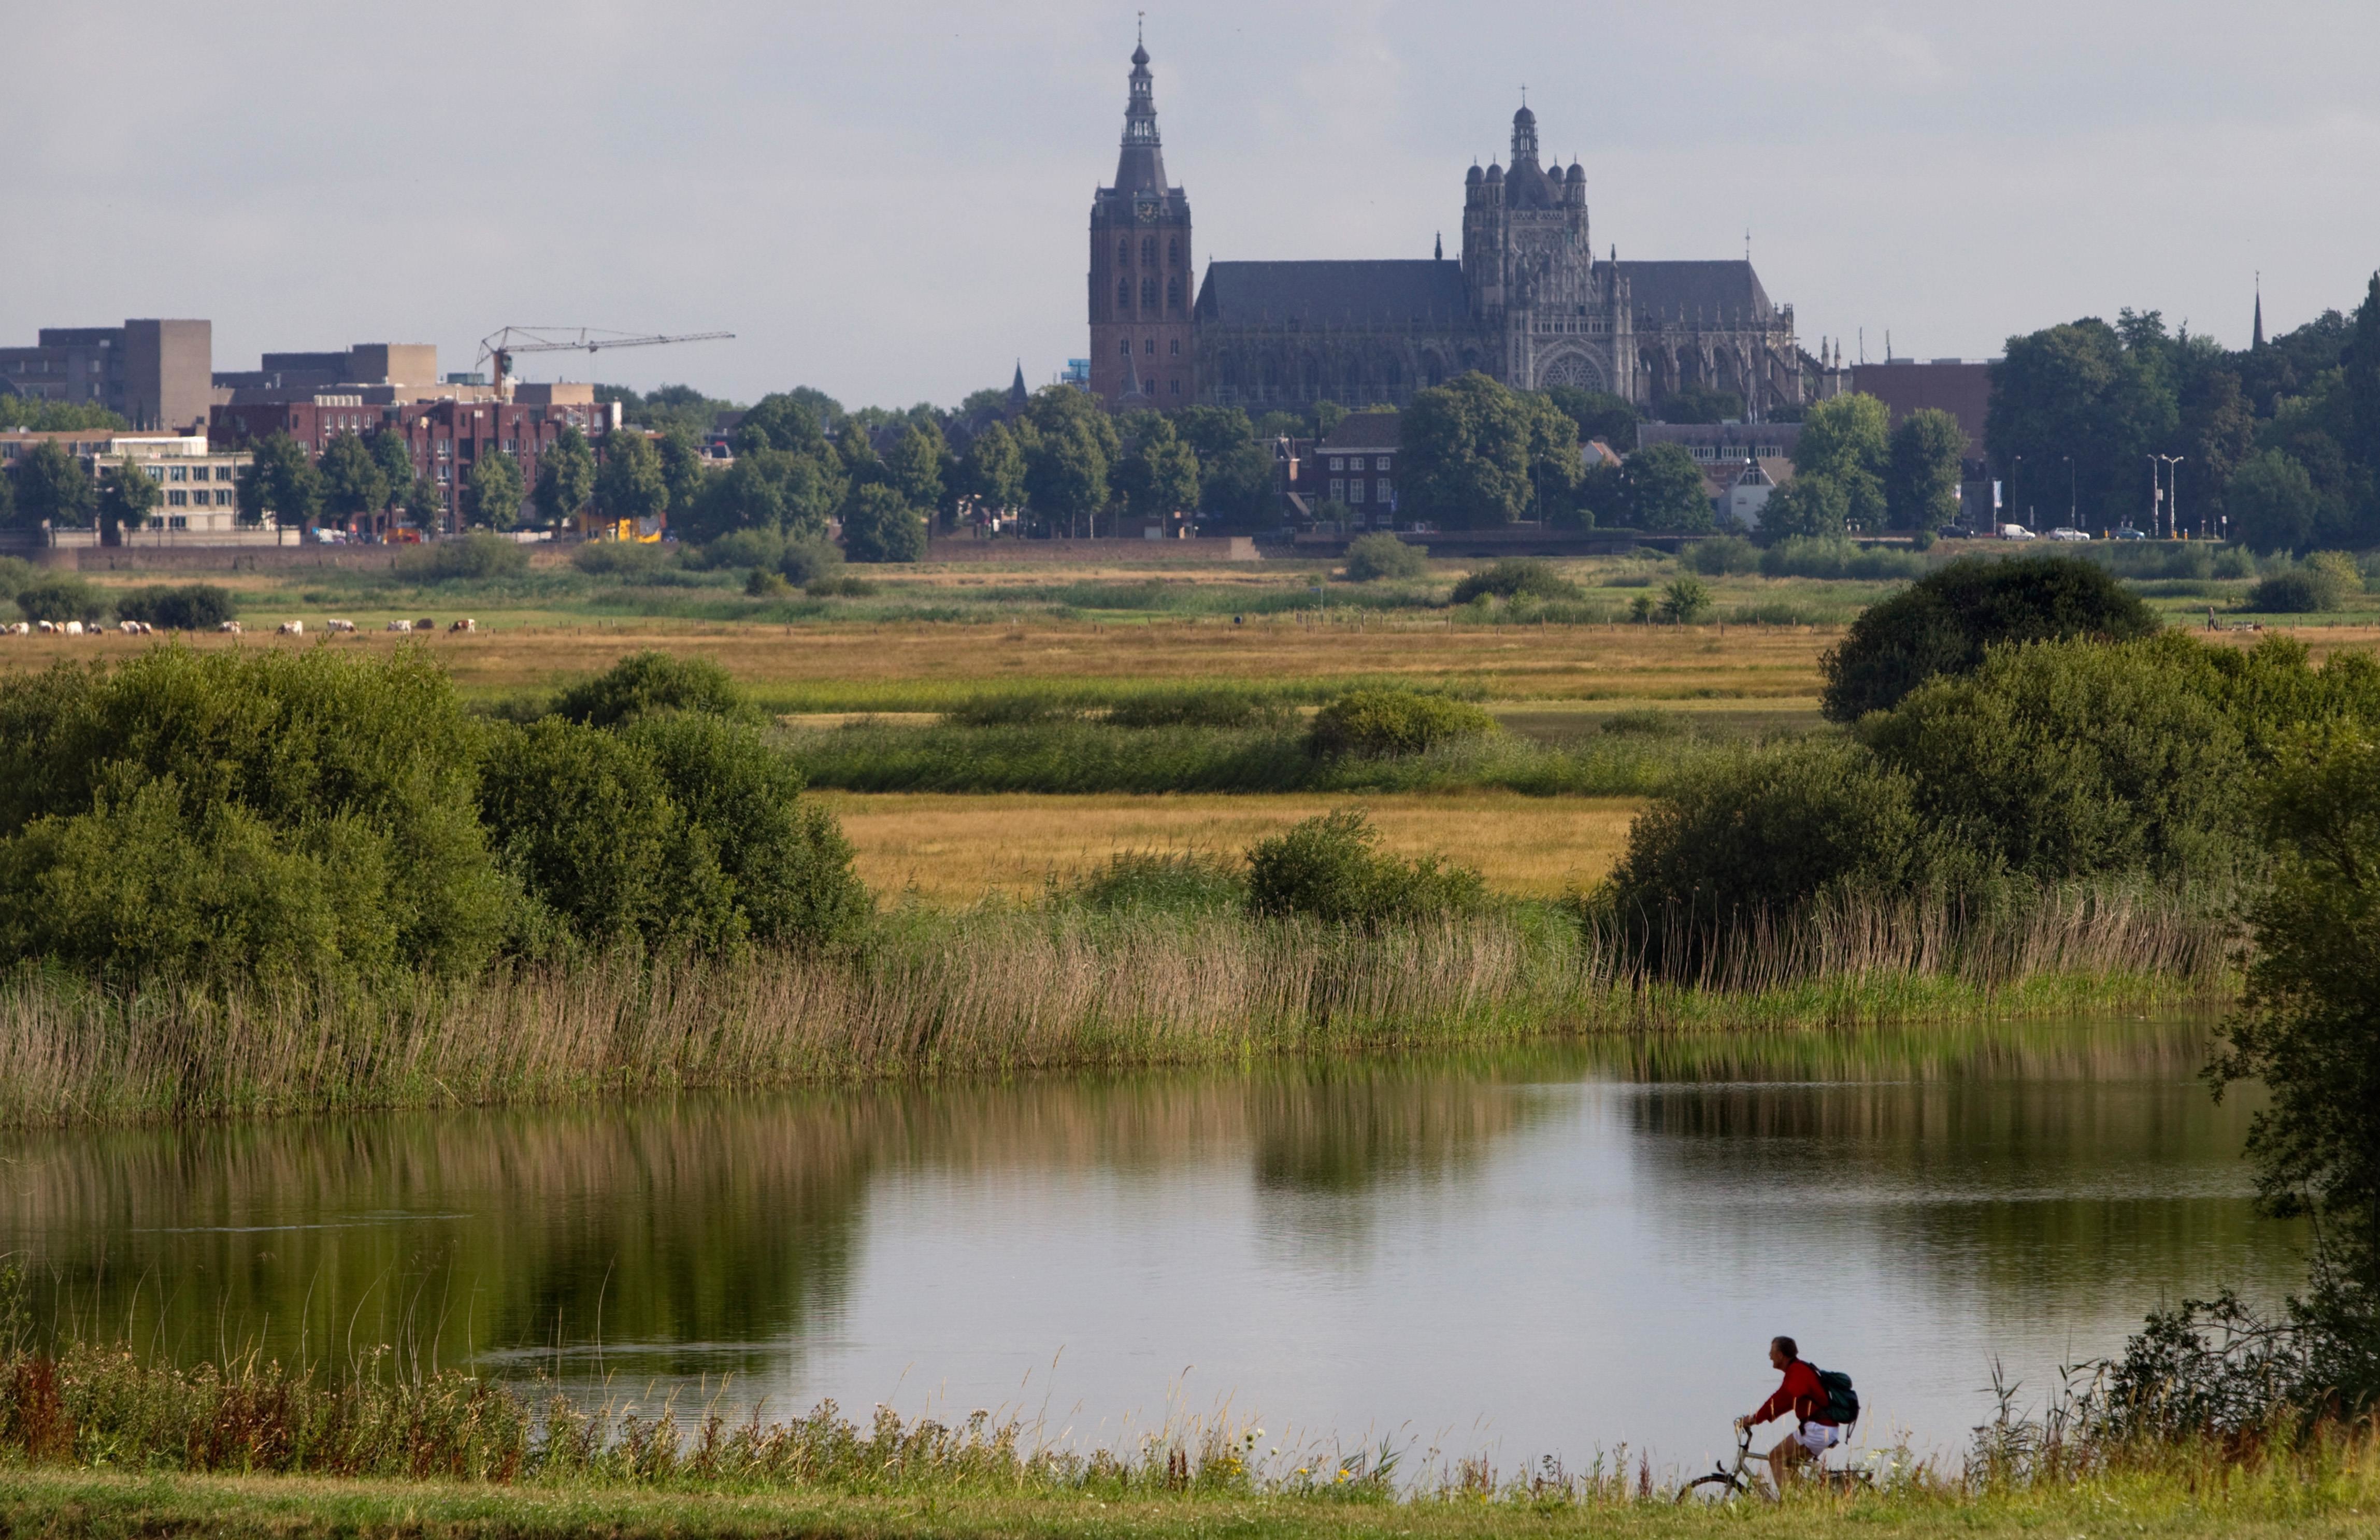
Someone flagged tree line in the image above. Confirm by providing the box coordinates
[1987,275,2380,551]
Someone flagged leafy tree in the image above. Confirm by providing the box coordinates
[1312,400,1349,439]
[1342,531,1426,582]
[1795,393,1890,528]
[655,427,712,526]
[0,398,124,432]
[834,419,884,490]
[319,432,389,523]
[1656,384,1743,425]
[0,461,13,526]
[1657,574,1712,624]
[465,450,525,530]
[593,431,668,527]
[237,431,322,534]
[733,392,833,458]
[12,440,97,530]
[1988,316,2177,528]
[2230,449,2324,554]
[367,429,416,511]
[1885,408,1968,530]
[114,583,237,630]
[956,386,1011,418]
[400,473,443,528]
[1244,808,1483,926]
[97,455,160,543]
[15,576,107,625]
[1173,405,1275,526]
[1819,553,2162,722]
[2346,271,2380,473]
[1116,415,1199,521]
[554,650,760,729]
[962,421,1026,512]
[1449,558,1580,603]
[1020,386,1117,537]
[533,426,596,525]
[1756,472,1849,544]
[881,422,946,511]
[1623,443,1714,531]
[1542,386,1639,449]
[840,482,928,563]
[1402,372,1538,529]
[682,448,840,544]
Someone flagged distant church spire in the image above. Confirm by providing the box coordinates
[1114,27,1169,192]
[1435,232,1443,261]
[1008,359,1028,409]
[2253,272,2266,349]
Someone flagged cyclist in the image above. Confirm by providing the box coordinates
[1733,1335,1839,1490]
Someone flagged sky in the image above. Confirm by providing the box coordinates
[6,3,2376,412]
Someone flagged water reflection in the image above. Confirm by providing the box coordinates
[0,1015,2300,1464]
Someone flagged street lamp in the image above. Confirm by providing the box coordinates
[2063,456,2076,527]
[2154,455,2185,539]
[2145,454,2161,536]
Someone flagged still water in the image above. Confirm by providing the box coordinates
[0,1016,2297,1473]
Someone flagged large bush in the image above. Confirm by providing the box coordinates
[553,650,760,729]
[1450,558,1580,604]
[2244,555,2357,614]
[1758,536,1926,581]
[1601,739,1941,950]
[1342,531,1427,582]
[1244,809,1483,926]
[1680,536,1759,576]
[113,583,237,630]
[841,484,928,563]
[1863,635,2252,887]
[1819,554,2160,722]
[0,647,508,980]
[1307,689,1498,758]
[398,531,531,582]
[16,577,107,625]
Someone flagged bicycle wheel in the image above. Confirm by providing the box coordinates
[1676,1472,1752,1504]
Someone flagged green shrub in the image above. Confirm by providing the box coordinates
[1105,688,1292,729]
[1601,739,1941,960]
[1863,635,2252,886]
[745,567,793,598]
[620,713,866,948]
[841,484,928,563]
[807,575,878,598]
[1819,554,2161,722]
[1308,688,1499,758]
[780,536,844,586]
[1450,558,1581,603]
[1681,536,1759,575]
[1758,536,1927,581]
[1244,809,1484,925]
[1657,575,1712,623]
[1601,708,1687,738]
[0,556,36,602]
[944,692,1080,726]
[570,541,669,578]
[2244,572,2336,613]
[686,527,784,572]
[553,650,759,729]
[1342,531,1427,582]
[113,583,237,630]
[0,647,508,980]
[15,577,107,625]
[398,532,529,582]
[2212,545,2259,580]
[1068,850,1244,913]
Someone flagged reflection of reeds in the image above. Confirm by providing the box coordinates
[0,888,2230,1129]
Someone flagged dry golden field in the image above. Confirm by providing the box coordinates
[815,790,1645,902]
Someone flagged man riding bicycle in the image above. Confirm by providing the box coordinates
[1734,1335,1839,1490]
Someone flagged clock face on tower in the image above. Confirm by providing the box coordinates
[1135,196,1161,223]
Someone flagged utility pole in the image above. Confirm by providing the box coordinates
[2156,455,2185,539]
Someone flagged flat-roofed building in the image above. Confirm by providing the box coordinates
[0,320,213,432]
[0,430,249,538]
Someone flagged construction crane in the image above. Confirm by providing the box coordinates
[474,326,734,404]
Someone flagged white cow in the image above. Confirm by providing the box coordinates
[219,620,243,635]
[277,620,304,636]
[63,621,83,636]
[326,618,357,633]
[386,619,413,632]
[449,617,477,633]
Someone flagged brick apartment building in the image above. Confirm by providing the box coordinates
[0,320,213,431]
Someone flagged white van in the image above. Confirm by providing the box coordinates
[1998,524,2037,541]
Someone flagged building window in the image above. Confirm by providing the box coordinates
[1117,278,1130,309]
[1377,478,1392,501]
[1350,456,1367,472]
[435,465,450,482]
[168,515,188,530]
[216,466,234,481]
[1169,379,1180,396]
[217,490,234,506]
[1328,478,1345,500]
[1168,237,1179,265]
[1141,277,1157,308]
[1169,338,1180,357]
[1144,337,1155,355]
[1349,480,1366,504]
[168,465,187,482]
[144,465,163,481]
[1119,338,1130,356]
[1329,458,1344,471]
[1141,236,1155,265]
[168,490,188,506]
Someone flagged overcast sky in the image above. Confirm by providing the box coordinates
[7,3,2375,411]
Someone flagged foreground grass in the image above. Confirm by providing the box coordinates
[8,1462,2380,1540]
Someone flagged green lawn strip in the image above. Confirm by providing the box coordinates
[6,1466,2377,1540]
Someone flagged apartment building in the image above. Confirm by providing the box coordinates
[0,320,213,432]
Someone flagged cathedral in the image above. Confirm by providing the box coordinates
[1087,38,1820,419]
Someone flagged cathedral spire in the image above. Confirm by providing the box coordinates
[1114,29,1169,193]
[2253,273,2266,349]
[1008,360,1029,409]
[1510,100,1540,166]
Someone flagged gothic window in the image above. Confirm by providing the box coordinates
[1169,338,1180,357]
[1167,237,1179,265]
[1141,277,1157,308]
[1387,359,1402,389]
[1119,339,1130,356]
[1145,338,1156,355]
[1118,238,1129,266]
[1142,236,1156,265]
[1117,277,1130,309]
[1166,276,1181,311]
[1169,379,1181,396]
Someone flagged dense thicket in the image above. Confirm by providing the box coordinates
[1244,809,1484,925]
[1818,554,2161,721]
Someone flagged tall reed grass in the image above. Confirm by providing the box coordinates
[0,886,2232,1130]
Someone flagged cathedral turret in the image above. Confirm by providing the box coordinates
[1511,105,1539,166]
[1087,27,1194,410]
[1114,37,1168,193]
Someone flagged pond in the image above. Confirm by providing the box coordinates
[0,1014,2295,1474]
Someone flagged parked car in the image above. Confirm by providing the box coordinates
[1998,524,2038,541]
[2046,526,2091,542]
[1937,526,1979,540]
[2112,526,2149,541]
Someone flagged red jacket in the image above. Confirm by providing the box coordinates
[1752,1359,1836,1427]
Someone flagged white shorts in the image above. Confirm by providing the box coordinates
[1794,1422,1841,1455]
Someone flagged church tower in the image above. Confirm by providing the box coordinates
[1088,32,1194,410]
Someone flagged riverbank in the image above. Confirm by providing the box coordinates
[5,1461,2375,1540]
[0,890,2229,1129]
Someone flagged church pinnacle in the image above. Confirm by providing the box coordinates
[2253,273,2266,349]
[1114,28,1169,192]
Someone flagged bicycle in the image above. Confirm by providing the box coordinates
[1675,1424,1874,1503]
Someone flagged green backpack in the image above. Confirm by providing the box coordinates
[1814,1366,1860,1424]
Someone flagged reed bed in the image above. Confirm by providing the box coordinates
[0,887,2232,1130]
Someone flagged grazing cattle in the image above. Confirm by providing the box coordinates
[449,617,476,633]
[34,622,54,635]
[326,618,357,633]
[63,621,83,636]
[277,621,304,636]
[415,618,435,632]
[219,620,243,635]
[118,620,152,635]
[385,619,412,632]
[5,622,25,636]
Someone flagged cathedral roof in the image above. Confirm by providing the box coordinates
[1617,260,1776,325]
[1502,158,1561,209]
[1195,260,1469,327]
